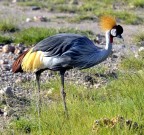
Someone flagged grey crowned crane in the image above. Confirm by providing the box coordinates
[12,16,123,113]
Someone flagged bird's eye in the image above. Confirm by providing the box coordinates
[110,29,117,37]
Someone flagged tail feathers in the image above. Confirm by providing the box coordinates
[12,50,29,73]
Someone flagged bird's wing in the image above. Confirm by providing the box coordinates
[32,33,100,70]
[33,33,82,56]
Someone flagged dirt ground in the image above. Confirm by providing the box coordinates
[0,1,143,45]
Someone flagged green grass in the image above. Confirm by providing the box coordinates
[14,27,94,46]
[0,26,94,46]
[0,35,13,44]
[17,0,144,25]
[2,72,144,135]
[120,56,144,70]
[133,32,144,45]
[0,19,19,32]
[67,14,97,23]
[131,0,144,8]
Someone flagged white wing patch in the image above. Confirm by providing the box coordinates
[41,52,71,70]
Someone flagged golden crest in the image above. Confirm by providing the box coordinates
[100,16,116,31]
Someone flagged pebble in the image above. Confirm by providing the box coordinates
[3,106,15,117]
[0,60,8,65]
[26,18,32,22]
[0,109,4,115]
[32,6,41,10]
[1,86,14,97]
[1,64,11,71]
[2,45,15,53]
[70,0,79,5]
[138,47,144,52]
[33,16,48,22]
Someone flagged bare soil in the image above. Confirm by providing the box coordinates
[0,1,143,45]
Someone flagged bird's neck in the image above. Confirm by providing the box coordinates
[98,30,113,61]
[92,30,113,65]
[83,30,113,68]
[105,30,113,51]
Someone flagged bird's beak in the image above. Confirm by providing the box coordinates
[117,35,124,42]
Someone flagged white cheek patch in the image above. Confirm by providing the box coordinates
[111,29,117,37]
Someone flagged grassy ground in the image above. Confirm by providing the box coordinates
[16,0,144,24]
[2,71,144,135]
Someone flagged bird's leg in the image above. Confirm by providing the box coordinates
[35,72,42,112]
[60,70,68,116]
[35,72,42,134]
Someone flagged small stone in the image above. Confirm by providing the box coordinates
[33,16,48,22]
[112,54,118,58]
[26,18,32,22]
[94,83,101,88]
[70,0,79,5]
[2,45,15,53]
[0,109,4,115]
[2,86,14,97]
[14,47,23,54]
[0,60,4,65]
[15,77,24,83]
[1,64,11,71]
[103,118,111,125]
[4,106,15,117]
[32,6,41,10]
[126,119,132,129]
[12,0,17,3]
[139,47,144,52]
[0,60,8,65]
[132,122,139,130]
[84,75,95,85]
[2,45,9,53]
[10,46,15,53]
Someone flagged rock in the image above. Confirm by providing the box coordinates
[94,83,101,88]
[139,47,144,52]
[126,119,132,129]
[70,0,79,5]
[26,18,32,22]
[4,106,15,117]
[33,16,48,22]
[14,47,23,54]
[0,60,8,65]
[1,64,11,71]
[32,6,41,10]
[0,109,4,115]
[132,122,139,130]
[112,54,119,59]
[84,75,95,85]
[2,45,9,53]
[15,78,23,83]
[0,46,2,51]
[2,86,14,97]
[12,0,17,3]
[2,45,15,53]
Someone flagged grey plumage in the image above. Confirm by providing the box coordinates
[33,33,104,70]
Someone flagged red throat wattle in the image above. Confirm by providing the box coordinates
[110,36,113,43]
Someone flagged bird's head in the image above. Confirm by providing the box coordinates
[100,16,123,43]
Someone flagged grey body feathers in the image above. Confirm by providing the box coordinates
[33,33,109,70]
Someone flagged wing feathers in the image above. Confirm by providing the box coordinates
[12,49,29,73]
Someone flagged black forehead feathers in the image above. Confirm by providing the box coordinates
[116,25,123,35]
[112,25,123,35]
